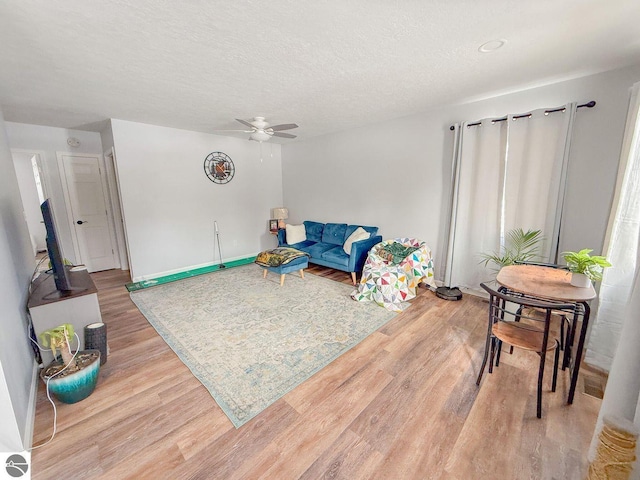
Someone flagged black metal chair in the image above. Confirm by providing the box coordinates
[476,282,576,418]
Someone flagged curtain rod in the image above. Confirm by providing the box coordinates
[448,100,596,131]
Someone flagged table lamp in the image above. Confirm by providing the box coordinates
[272,207,288,229]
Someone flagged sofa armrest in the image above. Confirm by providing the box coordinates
[348,235,382,273]
[277,229,287,246]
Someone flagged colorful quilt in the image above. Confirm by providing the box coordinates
[351,238,436,312]
[254,248,309,267]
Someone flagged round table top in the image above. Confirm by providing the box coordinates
[496,264,596,302]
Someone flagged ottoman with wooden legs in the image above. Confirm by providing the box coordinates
[262,255,308,286]
[255,248,310,286]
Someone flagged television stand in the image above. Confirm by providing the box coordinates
[41,285,88,301]
[28,269,103,366]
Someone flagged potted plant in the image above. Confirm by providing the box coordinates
[480,228,544,272]
[561,249,611,287]
[39,324,101,404]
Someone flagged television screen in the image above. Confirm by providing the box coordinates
[40,199,73,291]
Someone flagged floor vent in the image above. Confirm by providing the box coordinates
[583,375,605,399]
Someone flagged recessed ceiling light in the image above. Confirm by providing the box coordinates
[478,39,506,53]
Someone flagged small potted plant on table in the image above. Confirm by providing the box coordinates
[40,324,101,404]
[561,249,611,287]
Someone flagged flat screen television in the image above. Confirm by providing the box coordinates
[40,198,74,292]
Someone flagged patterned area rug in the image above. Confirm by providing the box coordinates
[130,264,396,427]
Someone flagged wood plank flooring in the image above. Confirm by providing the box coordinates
[30,265,602,479]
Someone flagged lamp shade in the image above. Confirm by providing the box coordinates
[272,208,288,220]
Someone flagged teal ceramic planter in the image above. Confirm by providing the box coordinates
[41,350,101,404]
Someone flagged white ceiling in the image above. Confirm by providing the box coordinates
[1,0,640,142]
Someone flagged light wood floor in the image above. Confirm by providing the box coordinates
[30,265,602,479]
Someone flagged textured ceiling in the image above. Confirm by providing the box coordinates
[1,0,640,141]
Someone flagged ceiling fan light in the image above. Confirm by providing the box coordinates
[250,131,271,142]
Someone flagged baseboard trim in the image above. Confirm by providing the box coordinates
[24,359,39,450]
[126,255,257,291]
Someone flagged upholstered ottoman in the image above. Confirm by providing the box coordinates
[262,255,308,286]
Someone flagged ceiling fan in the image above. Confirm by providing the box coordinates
[216,117,298,142]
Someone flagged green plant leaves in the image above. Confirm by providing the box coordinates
[39,324,75,355]
[479,228,543,271]
[561,249,611,281]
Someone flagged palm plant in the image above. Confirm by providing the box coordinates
[480,228,544,272]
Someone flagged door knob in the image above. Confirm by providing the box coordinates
[76,220,87,225]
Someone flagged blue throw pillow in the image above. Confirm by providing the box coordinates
[304,221,325,243]
[322,223,347,246]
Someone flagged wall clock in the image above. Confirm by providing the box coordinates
[204,151,235,184]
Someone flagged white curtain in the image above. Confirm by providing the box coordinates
[445,105,576,292]
[503,108,575,261]
[447,119,506,290]
[586,82,640,372]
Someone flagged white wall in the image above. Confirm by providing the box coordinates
[0,108,38,451]
[12,151,46,253]
[111,120,284,281]
[4,123,104,265]
[282,64,640,281]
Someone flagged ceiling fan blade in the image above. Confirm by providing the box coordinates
[235,118,255,129]
[268,123,299,132]
[271,132,297,139]
[214,129,252,132]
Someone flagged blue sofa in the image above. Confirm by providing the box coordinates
[277,221,382,284]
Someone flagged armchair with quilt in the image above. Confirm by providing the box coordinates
[351,238,436,312]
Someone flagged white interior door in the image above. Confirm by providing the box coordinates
[58,153,116,272]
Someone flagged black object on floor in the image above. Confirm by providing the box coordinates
[435,286,463,301]
[85,322,107,365]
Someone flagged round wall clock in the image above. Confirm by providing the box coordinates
[204,151,235,184]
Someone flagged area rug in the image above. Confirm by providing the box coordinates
[130,264,396,427]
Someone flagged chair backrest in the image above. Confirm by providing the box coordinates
[479,282,576,339]
[480,282,575,310]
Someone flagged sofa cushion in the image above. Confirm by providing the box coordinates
[287,240,316,252]
[304,221,325,243]
[305,242,335,258]
[321,246,350,268]
[322,223,347,246]
[345,224,379,241]
[343,227,370,254]
[285,224,306,244]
